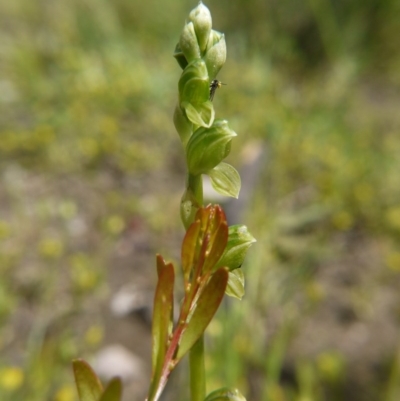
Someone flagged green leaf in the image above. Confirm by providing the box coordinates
[225,269,245,300]
[99,378,122,401]
[204,387,247,401]
[176,267,228,360]
[216,225,256,271]
[72,359,103,401]
[208,162,241,198]
[151,261,175,388]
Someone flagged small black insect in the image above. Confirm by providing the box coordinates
[209,79,226,101]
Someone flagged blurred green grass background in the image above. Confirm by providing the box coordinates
[1,0,400,400]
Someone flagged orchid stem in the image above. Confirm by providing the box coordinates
[189,335,206,401]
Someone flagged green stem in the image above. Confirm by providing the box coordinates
[189,335,206,401]
[186,172,205,401]
[188,173,203,208]
[181,173,204,229]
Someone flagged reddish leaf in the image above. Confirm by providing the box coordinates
[202,219,228,273]
[195,205,210,236]
[72,359,103,401]
[151,261,175,389]
[176,267,228,360]
[99,378,122,401]
[156,254,167,277]
[181,220,201,283]
[201,206,229,273]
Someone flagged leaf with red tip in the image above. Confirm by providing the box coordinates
[156,254,167,277]
[176,267,228,360]
[72,359,103,401]
[99,378,122,401]
[150,261,175,389]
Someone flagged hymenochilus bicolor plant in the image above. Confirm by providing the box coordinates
[71,3,255,401]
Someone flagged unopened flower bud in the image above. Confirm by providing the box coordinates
[186,120,236,175]
[178,59,209,106]
[173,43,188,70]
[204,31,226,79]
[179,21,201,63]
[178,59,214,127]
[173,104,193,146]
[205,30,223,52]
[188,2,212,53]
[205,387,247,401]
[215,225,256,271]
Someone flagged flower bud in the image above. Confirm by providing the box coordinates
[173,43,188,70]
[204,31,226,79]
[186,119,236,175]
[205,388,247,401]
[215,225,256,271]
[205,29,223,52]
[178,59,209,106]
[178,59,214,128]
[173,104,193,146]
[179,21,201,63]
[183,101,214,128]
[188,2,212,53]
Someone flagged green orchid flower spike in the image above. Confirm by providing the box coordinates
[71,4,255,401]
[170,3,256,401]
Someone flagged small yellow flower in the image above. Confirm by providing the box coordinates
[54,384,76,401]
[85,325,104,346]
[38,238,64,259]
[0,366,24,391]
[385,251,400,272]
[331,210,353,230]
[386,206,400,231]
[105,215,125,235]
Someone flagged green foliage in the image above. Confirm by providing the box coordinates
[72,360,103,401]
[72,360,121,401]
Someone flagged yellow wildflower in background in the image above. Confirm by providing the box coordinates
[54,384,76,401]
[0,366,24,391]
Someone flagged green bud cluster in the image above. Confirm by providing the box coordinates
[174,2,239,229]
